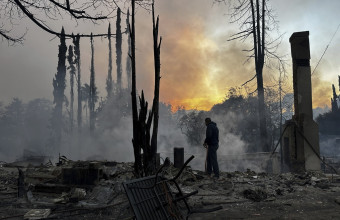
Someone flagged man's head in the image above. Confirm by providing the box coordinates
[205,117,211,126]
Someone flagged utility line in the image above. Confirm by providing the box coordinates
[312,24,340,76]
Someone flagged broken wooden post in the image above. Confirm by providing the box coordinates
[174,147,184,168]
[17,168,25,198]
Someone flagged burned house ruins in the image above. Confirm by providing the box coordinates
[1,0,340,219]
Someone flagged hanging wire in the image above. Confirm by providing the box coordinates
[312,24,340,75]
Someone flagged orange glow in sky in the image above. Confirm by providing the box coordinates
[0,0,338,112]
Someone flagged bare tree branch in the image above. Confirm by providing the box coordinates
[0,27,25,44]
[12,0,116,38]
[1,0,125,43]
[241,74,257,86]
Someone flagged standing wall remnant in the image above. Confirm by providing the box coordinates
[282,31,321,172]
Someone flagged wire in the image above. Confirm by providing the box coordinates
[312,24,340,76]
[270,124,290,158]
[272,120,338,175]
[295,126,338,174]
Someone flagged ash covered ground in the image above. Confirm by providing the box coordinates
[0,158,340,220]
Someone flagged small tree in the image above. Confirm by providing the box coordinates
[179,110,207,146]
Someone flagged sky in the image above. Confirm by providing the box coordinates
[0,0,340,111]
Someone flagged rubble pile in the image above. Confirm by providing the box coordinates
[0,159,136,219]
[0,158,339,219]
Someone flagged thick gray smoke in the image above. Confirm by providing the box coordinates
[0,96,252,172]
[1,92,332,173]
[0,94,273,174]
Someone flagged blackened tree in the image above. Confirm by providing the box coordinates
[215,0,285,152]
[150,2,162,166]
[89,34,97,132]
[129,0,161,176]
[52,27,67,150]
[72,34,82,132]
[126,9,132,91]
[130,0,142,176]
[81,83,90,119]
[331,84,338,112]
[67,45,76,132]
[116,8,122,92]
[106,23,113,98]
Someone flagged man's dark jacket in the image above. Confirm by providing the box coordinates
[205,122,219,146]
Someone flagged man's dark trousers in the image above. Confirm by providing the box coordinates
[207,145,219,178]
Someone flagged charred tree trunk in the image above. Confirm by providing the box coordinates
[130,1,162,176]
[279,67,283,170]
[106,24,113,98]
[150,2,162,165]
[89,34,96,132]
[257,71,268,151]
[138,91,153,176]
[116,8,122,93]
[67,45,75,132]
[126,9,132,91]
[73,34,82,133]
[129,0,142,176]
[52,27,67,150]
[250,0,269,152]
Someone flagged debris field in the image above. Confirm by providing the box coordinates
[0,159,340,219]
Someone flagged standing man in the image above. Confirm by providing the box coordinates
[203,118,220,179]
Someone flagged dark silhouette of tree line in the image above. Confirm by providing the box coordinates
[49,7,129,152]
[317,76,340,135]
[0,98,52,160]
[47,0,163,177]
